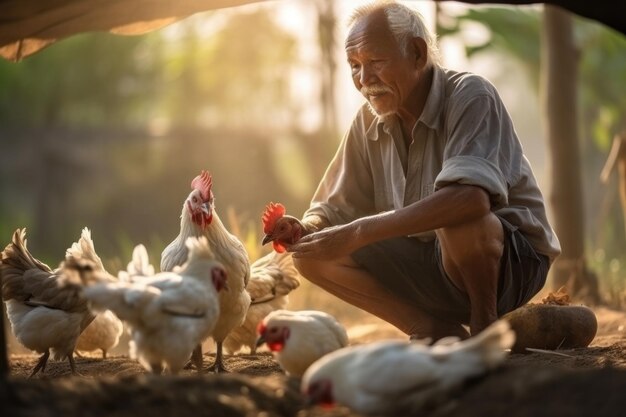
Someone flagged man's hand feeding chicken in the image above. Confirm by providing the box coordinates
[263,0,560,342]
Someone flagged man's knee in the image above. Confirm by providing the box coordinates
[292,257,321,281]
[438,212,504,267]
[293,256,357,285]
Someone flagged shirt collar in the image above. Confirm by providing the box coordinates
[365,65,446,141]
[418,65,445,131]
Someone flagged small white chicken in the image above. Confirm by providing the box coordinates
[75,310,124,358]
[223,251,301,355]
[67,228,124,358]
[64,236,226,374]
[1,228,95,377]
[256,310,349,377]
[301,319,515,415]
[161,170,251,373]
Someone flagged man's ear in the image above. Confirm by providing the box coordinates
[410,37,428,70]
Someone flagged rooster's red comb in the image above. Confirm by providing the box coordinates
[191,170,213,202]
[262,202,286,234]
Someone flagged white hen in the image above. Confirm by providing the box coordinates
[75,310,124,358]
[65,236,226,374]
[256,310,348,377]
[1,228,94,377]
[301,319,515,415]
[67,228,124,358]
[223,251,301,355]
[160,170,251,373]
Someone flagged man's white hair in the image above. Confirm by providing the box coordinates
[347,0,441,67]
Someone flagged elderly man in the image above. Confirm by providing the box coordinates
[270,1,560,340]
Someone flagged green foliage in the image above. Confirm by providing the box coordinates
[441,7,541,84]
[439,6,626,151]
[0,33,163,128]
[161,9,298,128]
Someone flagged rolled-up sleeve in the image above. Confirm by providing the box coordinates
[435,93,522,210]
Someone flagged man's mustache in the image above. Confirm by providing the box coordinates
[361,85,393,96]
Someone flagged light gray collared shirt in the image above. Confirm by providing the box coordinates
[305,66,561,261]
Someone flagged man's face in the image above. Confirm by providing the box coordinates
[345,12,419,118]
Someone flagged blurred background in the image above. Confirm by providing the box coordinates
[1,0,625,337]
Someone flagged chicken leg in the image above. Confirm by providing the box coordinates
[29,350,50,378]
[206,341,228,373]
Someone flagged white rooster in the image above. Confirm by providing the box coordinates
[1,228,95,377]
[256,310,349,377]
[67,228,124,359]
[160,170,251,373]
[64,236,226,375]
[223,250,301,355]
[301,319,515,415]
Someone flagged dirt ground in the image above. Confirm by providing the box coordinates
[3,306,626,417]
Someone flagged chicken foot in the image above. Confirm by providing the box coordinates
[205,341,228,373]
[29,350,50,378]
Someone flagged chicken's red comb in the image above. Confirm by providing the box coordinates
[190,170,213,202]
[262,202,286,234]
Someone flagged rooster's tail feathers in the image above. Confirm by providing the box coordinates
[1,228,52,275]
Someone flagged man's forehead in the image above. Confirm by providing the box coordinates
[345,11,396,51]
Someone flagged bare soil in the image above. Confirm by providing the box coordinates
[3,306,626,417]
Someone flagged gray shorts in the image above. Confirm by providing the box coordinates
[351,217,549,324]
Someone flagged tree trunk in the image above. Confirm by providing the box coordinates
[541,5,599,302]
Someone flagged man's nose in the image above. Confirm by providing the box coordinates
[359,64,376,86]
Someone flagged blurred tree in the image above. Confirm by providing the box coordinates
[541,5,596,301]
[0,33,163,128]
[311,0,340,180]
[0,6,310,263]
[162,9,298,130]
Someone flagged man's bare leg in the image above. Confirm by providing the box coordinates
[437,212,504,336]
[293,256,469,341]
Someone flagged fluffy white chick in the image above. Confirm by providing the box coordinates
[223,251,301,355]
[1,228,94,377]
[256,310,348,377]
[67,228,124,358]
[75,310,124,358]
[301,319,515,415]
[64,236,226,375]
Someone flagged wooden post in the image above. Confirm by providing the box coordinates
[600,132,626,237]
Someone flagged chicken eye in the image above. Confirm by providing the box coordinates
[192,196,198,203]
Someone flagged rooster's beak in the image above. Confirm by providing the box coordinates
[255,335,266,348]
[201,202,210,214]
[261,234,273,246]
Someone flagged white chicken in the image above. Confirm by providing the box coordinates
[67,228,124,358]
[64,236,226,374]
[1,228,95,377]
[256,310,349,377]
[223,251,301,355]
[160,170,251,373]
[301,319,515,415]
[75,310,124,358]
